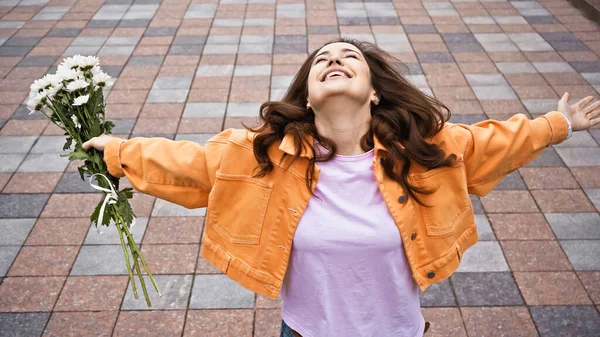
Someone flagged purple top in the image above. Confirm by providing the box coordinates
[280,144,424,337]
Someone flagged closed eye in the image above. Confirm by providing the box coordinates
[346,54,358,59]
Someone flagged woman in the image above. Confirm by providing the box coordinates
[84,38,599,337]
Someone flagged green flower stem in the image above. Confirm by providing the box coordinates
[118,212,162,297]
[133,254,151,308]
[113,211,138,300]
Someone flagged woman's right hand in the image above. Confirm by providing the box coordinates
[82,134,117,152]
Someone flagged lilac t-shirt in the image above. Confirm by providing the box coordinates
[280,146,425,337]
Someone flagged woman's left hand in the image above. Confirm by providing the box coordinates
[557,92,600,132]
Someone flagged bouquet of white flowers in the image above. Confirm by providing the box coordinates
[27,55,160,307]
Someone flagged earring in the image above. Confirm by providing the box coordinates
[372,96,380,105]
[306,102,311,109]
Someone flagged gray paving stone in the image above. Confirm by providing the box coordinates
[144,27,177,36]
[554,131,597,147]
[451,272,523,306]
[152,77,192,90]
[0,219,36,245]
[206,35,240,45]
[168,44,204,55]
[307,25,339,34]
[525,147,565,167]
[469,195,484,214]
[560,240,600,270]
[233,65,271,77]
[581,72,600,85]
[238,44,272,54]
[416,52,453,63]
[494,171,527,190]
[106,36,141,45]
[0,313,50,337]
[17,153,70,172]
[240,35,273,44]
[419,279,456,307]
[545,213,600,239]
[493,16,528,25]
[226,102,261,117]
[274,43,306,54]
[0,21,24,29]
[122,274,193,310]
[102,65,123,77]
[446,42,484,53]
[0,246,21,276]
[533,62,576,73]
[54,172,101,193]
[0,194,49,218]
[146,89,189,103]
[3,36,40,47]
[338,17,370,25]
[474,214,496,240]
[585,188,600,211]
[63,45,101,56]
[174,133,216,144]
[555,147,600,166]
[495,62,537,74]
[71,244,134,275]
[98,45,135,56]
[128,55,163,66]
[508,33,553,52]
[404,63,423,75]
[523,15,558,24]
[275,35,307,44]
[403,24,436,34]
[183,102,226,118]
[369,16,400,25]
[472,86,517,100]
[466,74,508,86]
[530,306,600,337]
[243,18,275,26]
[456,241,509,272]
[522,99,556,114]
[463,16,495,25]
[84,217,148,245]
[202,44,238,54]
[111,119,136,134]
[151,198,205,216]
[118,19,151,27]
[449,114,488,124]
[173,35,207,45]
[18,55,57,67]
[0,136,37,153]
[190,274,255,309]
[212,18,243,27]
[570,62,600,73]
[195,64,234,77]
[0,154,25,173]
[474,34,518,52]
[71,36,108,47]
[0,46,32,56]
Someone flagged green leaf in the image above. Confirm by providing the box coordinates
[77,166,87,181]
[68,150,90,161]
[63,137,73,151]
[116,195,135,227]
[90,197,111,228]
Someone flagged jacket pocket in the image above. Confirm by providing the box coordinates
[207,172,273,245]
[410,160,471,236]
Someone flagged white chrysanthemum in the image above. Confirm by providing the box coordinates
[30,75,52,93]
[66,79,89,92]
[27,91,47,114]
[59,55,83,71]
[73,94,89,106]
[46,85,61,100]
[57,67,82,82]
[71,114,81,129]
[92,71,113,88]
[80,56,99,70]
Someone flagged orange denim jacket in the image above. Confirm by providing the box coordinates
[104,111,568,300]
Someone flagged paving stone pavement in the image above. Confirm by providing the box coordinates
[1,0,600,335]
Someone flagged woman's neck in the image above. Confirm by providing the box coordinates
[314,104,371,156]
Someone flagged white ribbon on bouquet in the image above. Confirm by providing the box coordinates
[89,173,135,234]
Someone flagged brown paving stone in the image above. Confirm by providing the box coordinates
[480,100,527,115]
[570,167,600,188]
[480,190,539,213]
[229,88,269,102]
[452,52,490,63]
[113,310,185,336]
[224,117,260,129]
[460,307,538,337]
[514,271,591,305]
[187,88,229,102]
[195,253,222,274]
[133,45,169,56]
[106,90,148,104]
[551,84,598,98]
[143,216,204,244]
[177,118,224,133]
[41,193,103,218]
[25,217,90,246]
[530,189,596,213]
[139,103,184,119]
[192,76,231,89]
[500,240,572,272]
[231,76,269,89]
[164,55,200,66]
[158,65,196,77]
[8,246,79,276]
[542,72,587,85]
[254,308,282,337]
[200,54,236,65]
[457,62,498,74]
[55,276,128,311]
[98,55,129,67]
[272,64,302,76]
[124,184,155,217]
[139,244,198,274]
[559,51,600,62]
[444,100,483,115]
[0,104,17,119]
[431,86,476,101]
[0,173,11,192]
[2,172,62,193]
[42,122,65,136]
[524,51,564,63]
[183,310,254,337]
[105,103,142,119]
[0,120,48,136]
[577,271,600,304]
[139,36,173,46]
[132,118,179,134]
[113,78,155,91]
[255,293,282,309]
[487,51,527,62]
[119,66,160,78]
[488,213,556,240]
[519,167,579,189]
[0,276,65,312]
[421,307,467,337]
[504,73,548,86]
[43,311,118,337]
[513,85,560,99]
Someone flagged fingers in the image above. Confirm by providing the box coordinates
[82,139,91,151]
[561,92,570,102]
[576,95,595,108]
[585,101,600,114]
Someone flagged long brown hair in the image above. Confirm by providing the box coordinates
[246,38,458,207]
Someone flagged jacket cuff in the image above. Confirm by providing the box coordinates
[104,137,126,178]
[541,111,569,146]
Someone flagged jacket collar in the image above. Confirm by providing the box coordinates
[278,132,389,158]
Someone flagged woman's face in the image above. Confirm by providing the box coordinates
[306,42,375,109]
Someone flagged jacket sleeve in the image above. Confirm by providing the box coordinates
[448,111,569,196]
[103,130,232,209]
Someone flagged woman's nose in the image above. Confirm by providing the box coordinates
[328,56,342,66]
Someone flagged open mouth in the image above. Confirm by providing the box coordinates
[321,68,353,82]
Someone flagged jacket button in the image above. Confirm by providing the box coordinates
[427,271,435,279]
[398,195,407,203]
[411,232,417,240]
